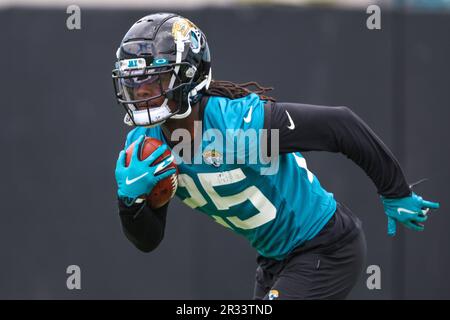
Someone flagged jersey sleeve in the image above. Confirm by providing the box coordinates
[203,93,266,165]
[203,93,265,131]
[264,102,411,198]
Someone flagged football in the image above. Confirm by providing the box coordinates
[125,137,178,209]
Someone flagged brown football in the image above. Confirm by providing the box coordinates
[125,137,178,209]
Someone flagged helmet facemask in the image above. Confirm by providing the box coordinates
[113,58,199,127]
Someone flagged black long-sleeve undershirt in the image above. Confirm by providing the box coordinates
[264,102,411,198]
[118,199,168,252]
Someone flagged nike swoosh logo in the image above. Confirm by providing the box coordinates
[286,111,295,130]
[154,154,174,174]
[397,208,417,215]
[126,172,149,185]
[244,106,253,123]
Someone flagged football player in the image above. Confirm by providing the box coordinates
[113,13,440,299]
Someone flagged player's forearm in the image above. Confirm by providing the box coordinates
[323,107,411,198]
[267,102,411,198]
[118,199,168,252]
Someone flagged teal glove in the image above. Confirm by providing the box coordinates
[115,135,176,207]
[381,192,440,236]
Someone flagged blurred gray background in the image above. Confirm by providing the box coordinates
[0,0,449,299]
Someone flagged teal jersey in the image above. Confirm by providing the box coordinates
[124,93,336,260]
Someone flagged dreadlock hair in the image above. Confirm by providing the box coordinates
[205,80,276,102]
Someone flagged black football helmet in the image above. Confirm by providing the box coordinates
[112,13,212,127]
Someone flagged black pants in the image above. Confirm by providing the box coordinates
[253,202,367,300]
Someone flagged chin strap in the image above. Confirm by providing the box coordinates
[123,99,171,127]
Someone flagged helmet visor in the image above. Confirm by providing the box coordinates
[120,69,172,106]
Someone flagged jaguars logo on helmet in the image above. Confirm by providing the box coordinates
[112,13,212,127]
